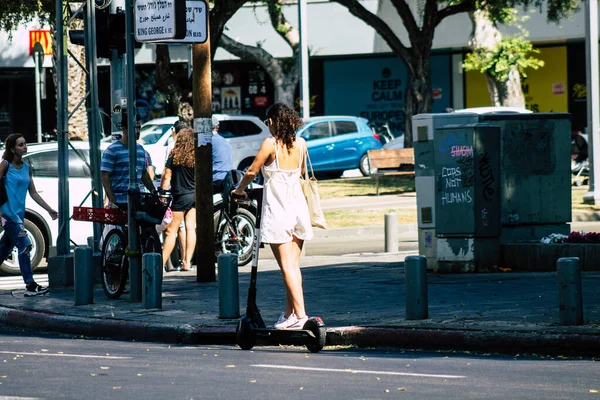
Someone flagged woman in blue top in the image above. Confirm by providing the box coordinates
[0,134,58,296]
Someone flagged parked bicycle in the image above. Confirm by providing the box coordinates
[214,184,257,266]
[73,189,172,299]
[164,170,259,270]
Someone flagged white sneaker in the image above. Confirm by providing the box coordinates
[274,312,287,327]
[274,313,297,330]
[275,314,309,330]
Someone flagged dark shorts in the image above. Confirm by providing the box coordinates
[171,193,195,212]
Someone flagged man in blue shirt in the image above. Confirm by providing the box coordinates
[101,111,155,207]
[212,116,233,194]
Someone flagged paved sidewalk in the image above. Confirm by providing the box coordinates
[1,252,599,356]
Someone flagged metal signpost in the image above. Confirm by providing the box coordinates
[32,42,44,144]
[298,0,310,119]
[584,0,600,205]
[134,0,212,282]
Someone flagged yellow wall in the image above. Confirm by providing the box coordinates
[465,46,568,112]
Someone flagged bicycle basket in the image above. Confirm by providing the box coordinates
[140,192,171,221]
[72,206,128,225]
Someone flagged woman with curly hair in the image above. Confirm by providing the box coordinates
[232,103,313,330]
[160,127,196,271]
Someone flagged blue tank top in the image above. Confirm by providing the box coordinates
[1,160,30,224]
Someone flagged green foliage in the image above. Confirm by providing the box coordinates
[516,0,580,23]
[481,2,520,24]
[265,0,290,36]
[468,0,580,23]
[0,0,55,35]
[463,35,544,81]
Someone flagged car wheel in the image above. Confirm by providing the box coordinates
[0,218,45,275]
[359,154,373,177]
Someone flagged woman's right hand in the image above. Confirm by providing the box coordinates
[231,189,248,199]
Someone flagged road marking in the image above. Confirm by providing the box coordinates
[0,351,131,360]
[251,364,466,379]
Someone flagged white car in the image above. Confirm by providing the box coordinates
[0,141,109,275]
[139,114,271,176]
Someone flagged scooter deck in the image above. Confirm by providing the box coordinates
[253,327,318,346]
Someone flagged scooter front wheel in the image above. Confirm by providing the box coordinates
[303,317,327,353]
[236,316,256,351]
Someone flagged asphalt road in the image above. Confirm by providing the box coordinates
[0,326,598,399]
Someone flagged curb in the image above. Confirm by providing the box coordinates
[312,224,418,238]
[0,306,235,344]
[2,306,599,356]
[326,327,600,357]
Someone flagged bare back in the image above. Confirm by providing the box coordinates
[264,138,305,171]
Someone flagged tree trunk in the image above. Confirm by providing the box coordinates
[274,79,297,108]
[209,0,251,61]
[155,45,183,117]
[403,51,433,148]
[219,34,300,107]
[469,10,525,108]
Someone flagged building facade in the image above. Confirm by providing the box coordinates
[0,1,597,140]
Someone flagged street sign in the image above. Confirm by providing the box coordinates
[134,0,187,42]
[155,0,208,44]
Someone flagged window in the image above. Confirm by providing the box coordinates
[302,122,330,141]
[140,124,173,145]
[333,121,358,136]
[26,149,90,178]
[26,150,57,177]
[218,120,262,138]
[69,149,91,178]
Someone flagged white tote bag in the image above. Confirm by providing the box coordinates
[300,142,327,229]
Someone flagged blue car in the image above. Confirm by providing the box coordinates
[298,116,382,177]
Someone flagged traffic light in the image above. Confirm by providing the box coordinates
[67,5,109,58]
[68,6,141,59]
[110,11,144,56]
[95,6,111,59]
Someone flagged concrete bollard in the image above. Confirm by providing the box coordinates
[557,257,583,325]
[142,253,163,309]
[74,246,93,306]
[87,236,94,251]
[385,213,398,253]
[405,255,428,320]
[218,253,240,319]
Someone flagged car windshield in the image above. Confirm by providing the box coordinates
[139,123,172,145]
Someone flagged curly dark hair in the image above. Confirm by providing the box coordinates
[3,133,24,163]
[172,128,195,168]
[266,103,304,153]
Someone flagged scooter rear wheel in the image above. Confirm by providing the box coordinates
[236,316,256,351]
[303,318,327,353]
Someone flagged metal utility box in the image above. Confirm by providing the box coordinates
[413,111,571,272]
[412,113,480,269]
[477,113,572,241]
[434,124,501,272]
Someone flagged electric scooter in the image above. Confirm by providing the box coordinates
[235,187,327,353]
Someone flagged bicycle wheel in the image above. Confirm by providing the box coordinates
[217,208,256,266]
[101,228,128,299]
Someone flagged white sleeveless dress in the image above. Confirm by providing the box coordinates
[260,138,313,244]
